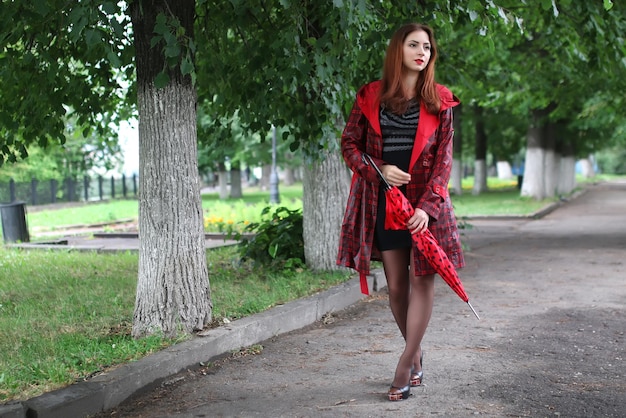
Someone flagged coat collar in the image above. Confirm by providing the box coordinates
[355,80,459,171]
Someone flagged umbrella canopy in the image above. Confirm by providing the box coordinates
[363,154,480,319]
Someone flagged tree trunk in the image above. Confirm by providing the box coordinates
[217,161,228,199]
[131,0,211,338]
[521,108,548,200]
[302,148,350,271]
[230,161,242,198]
[259,165,271,190]
[283,152,296,186]
[496,161,513,179]
[473,160,487,195]
[543,121,558,198]
[579,156,596,178]
[283,167,295,186]
[557,135,576,195]
[472,105,488,195]
[450,104,463,195]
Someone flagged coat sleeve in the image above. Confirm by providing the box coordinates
[417,107,454,221]
[341,99,383,185]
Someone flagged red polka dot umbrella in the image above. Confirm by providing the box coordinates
[364,154,480,320]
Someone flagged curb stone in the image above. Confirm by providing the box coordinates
[0,271,387,418]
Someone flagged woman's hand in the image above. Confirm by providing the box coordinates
[408,208,429,234]
[380,164,411,187]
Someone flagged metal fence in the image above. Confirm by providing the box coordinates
[0,175,138,205]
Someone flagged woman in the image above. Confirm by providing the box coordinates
[336,23,464,401]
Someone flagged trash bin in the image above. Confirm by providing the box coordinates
[0,201,30,243]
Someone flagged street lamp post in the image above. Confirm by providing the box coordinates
[269,125,280,204]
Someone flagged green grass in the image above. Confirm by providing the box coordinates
[451,189,554,217]
[27,199,139,231]
[0,245,350,401]
[22,184,305,238]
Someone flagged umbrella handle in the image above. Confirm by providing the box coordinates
[362,154,392,190]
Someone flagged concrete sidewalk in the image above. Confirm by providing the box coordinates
[2,181,625,418]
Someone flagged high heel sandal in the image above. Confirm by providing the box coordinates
[387,383,411,401]
[410,352,424,387]
[388,365,412,401]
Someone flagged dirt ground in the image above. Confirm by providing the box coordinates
[93,182,626,418]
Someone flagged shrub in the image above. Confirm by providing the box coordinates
[236,206,304,269]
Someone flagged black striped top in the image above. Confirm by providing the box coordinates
[380,100,419,173]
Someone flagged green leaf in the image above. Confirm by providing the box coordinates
[32,0,51,16]
[154,71,170,89]
[269,243,278,258]
[150,35,162,48]
[85,29,101,47]
[100,1,117,15]
[181,56,194,76]
[164,44,181,58]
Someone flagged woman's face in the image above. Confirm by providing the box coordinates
[402,30,431,73]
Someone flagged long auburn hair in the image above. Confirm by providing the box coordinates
[380,23,440,115]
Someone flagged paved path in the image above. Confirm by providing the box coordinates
[91,181,626,418]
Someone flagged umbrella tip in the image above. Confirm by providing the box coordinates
[467,301,480,320]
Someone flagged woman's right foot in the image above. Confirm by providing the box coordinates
[410,351,424,387]
[388,366,411,401]
[387,383,411,401]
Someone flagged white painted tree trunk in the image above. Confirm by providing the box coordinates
[557,156,577,195]
[472,159,488,195]
[543,148,558,198]
[579,157,596,178]
[133,84,211,338]
[218,169,228,199]
[302,150,351,270]
[521,147,545,199]
[496,161,513,179]
[230,168,242,198]
[450,158,463,195]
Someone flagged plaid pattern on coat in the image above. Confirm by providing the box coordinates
[336,80,465,280]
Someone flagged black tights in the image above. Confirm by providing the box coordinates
[381,248,435,387]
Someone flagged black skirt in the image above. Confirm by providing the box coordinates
[375,185,412,251]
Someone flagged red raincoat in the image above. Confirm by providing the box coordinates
[336,80,464,292]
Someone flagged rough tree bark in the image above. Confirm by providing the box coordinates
[302,148,351,271]
[131,0,211,338]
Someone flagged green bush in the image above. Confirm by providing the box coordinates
[236,206,304,269]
